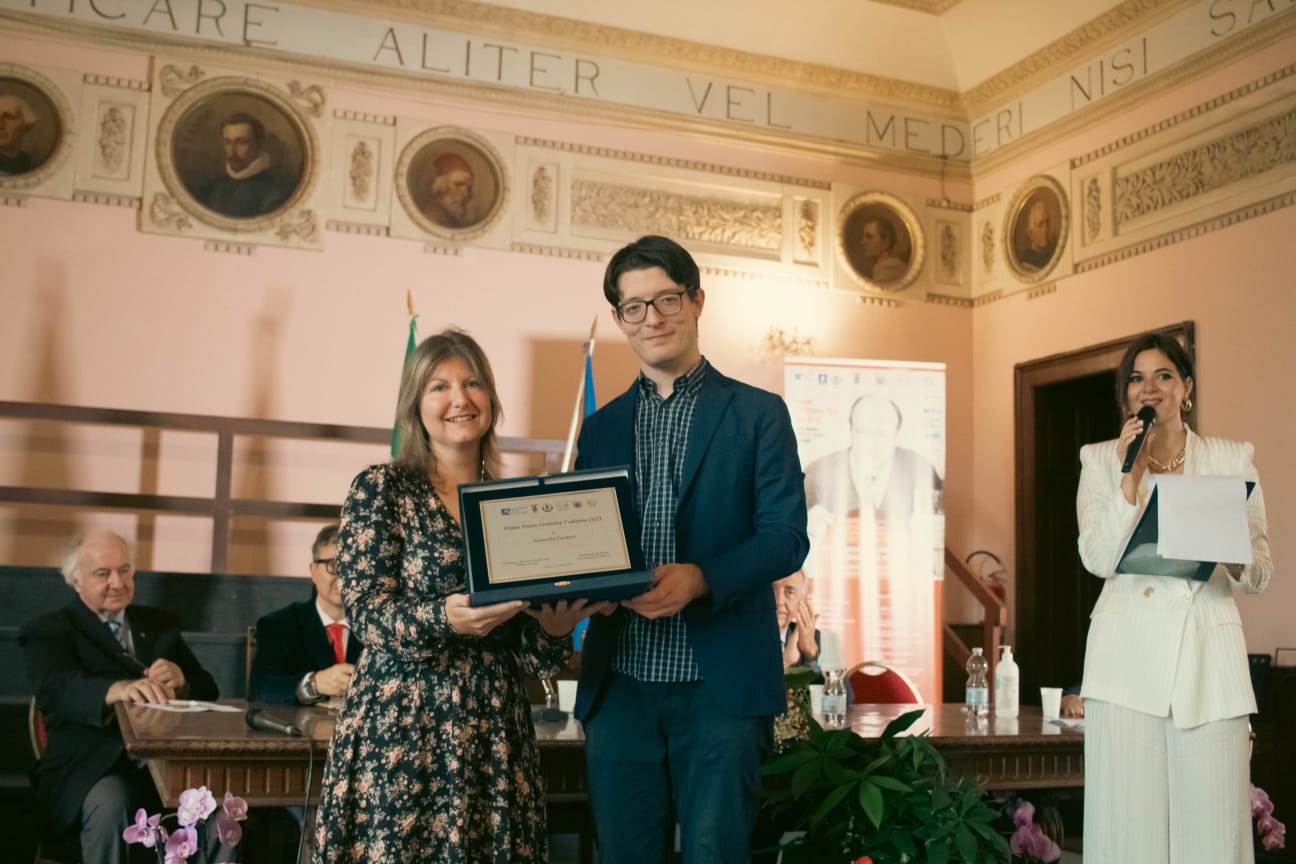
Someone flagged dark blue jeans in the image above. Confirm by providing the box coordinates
[583,672,772,864]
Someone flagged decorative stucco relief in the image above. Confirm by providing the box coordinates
[571,179,782,251]
[795,199,818,263]
[1114,109,1296,226]
[1085,177,1102,242]
[980,220,994,273]
[159,65,204,97]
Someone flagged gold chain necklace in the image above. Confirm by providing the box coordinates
[1147,445,1186,473]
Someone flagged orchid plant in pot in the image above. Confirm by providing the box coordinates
[123,786,247,863]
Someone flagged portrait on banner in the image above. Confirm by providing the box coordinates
[1005,175,1068,281]
[837,192,924,292]
[397,128,507,239]
[168,88,309,222]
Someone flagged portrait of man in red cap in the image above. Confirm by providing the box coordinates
[421,150,475,227]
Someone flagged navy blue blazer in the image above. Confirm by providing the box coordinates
[20,602,218,831]
[250,599,362,704]
[573,367,809,719]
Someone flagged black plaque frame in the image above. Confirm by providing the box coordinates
[460,466,654,606]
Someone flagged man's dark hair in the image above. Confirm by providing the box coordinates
[1114,332,1195,417]
[221,112,265,144]
[312,523,340,560]
[602,235,701,306]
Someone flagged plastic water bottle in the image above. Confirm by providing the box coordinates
[819,631,848,728]
[965,647,989,718]
[995,645,1019,719]
[822,667,848,728]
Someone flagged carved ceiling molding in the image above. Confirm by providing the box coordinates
[925,292,974,308]
[1113,109,1296,227]
[510,242,605,262]
[960,0,1185,112]
[300,0,962,110]
[571,179,783,252]
[517,136,831,189]
[970,15,1296,177]
[871,0,967,13]
[1072,63,1296,167]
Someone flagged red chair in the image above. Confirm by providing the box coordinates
[847,661,923,704]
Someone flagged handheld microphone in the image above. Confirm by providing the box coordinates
[245,708,303,737]
[1121,405,1158,473]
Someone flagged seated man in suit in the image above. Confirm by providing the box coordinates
[250,523,359,704]
[774,569,820,670]
[20,529,219,864]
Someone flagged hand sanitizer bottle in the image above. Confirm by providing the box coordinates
[995,645,1019,719]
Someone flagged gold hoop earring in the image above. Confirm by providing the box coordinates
[1181,397,1193,413]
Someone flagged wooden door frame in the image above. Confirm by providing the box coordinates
[1013,322,1196,652]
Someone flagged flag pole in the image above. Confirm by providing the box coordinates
[560,316,598,472]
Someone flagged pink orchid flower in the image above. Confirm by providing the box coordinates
[122,808,161,847]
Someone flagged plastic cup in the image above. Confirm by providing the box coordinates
[557,679,578,712]
[1040,687,1063,720]
[808,684,825,716]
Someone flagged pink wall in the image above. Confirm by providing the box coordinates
[968,38,1296,656]
[1,28,1289,659]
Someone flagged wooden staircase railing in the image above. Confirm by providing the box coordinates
[942,548,1006,688]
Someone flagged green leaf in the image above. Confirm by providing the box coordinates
[791,760,821,798]
[858,779,884,828]
[881,708,926,738]
[822,758,851,785]
[892,830,919,858]
[809,783,851,829]
[870,775,911,792]
[927,838,950,864]
[762,750,815,775]
[954,824,977,863]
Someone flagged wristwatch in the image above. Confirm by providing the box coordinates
[300,671,323,704]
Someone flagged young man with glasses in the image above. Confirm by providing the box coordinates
[573,234,809,862]
[250,523,360,704]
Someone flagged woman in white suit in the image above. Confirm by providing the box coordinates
[1078,332,1271,863]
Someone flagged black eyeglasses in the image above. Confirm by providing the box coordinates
[313,557,338,575]
[615,290,690,324]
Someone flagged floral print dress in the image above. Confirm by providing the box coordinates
[314,463,571,864]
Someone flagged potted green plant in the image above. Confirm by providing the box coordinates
[762,697,1010,864]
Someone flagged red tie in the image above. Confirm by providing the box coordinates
[325,623,346,664]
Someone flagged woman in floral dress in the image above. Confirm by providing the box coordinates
[315,329,602,864]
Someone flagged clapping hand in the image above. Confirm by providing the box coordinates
[793,598,819,661]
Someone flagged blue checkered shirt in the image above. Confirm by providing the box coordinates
[612,357,709,682]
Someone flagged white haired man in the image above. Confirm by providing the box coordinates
[19,530,218,863]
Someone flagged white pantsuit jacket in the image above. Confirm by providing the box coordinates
[1077,428,1272,728]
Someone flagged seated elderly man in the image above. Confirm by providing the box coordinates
[774,569,820,670]
[19,530,218,864]
[250,523,360,704]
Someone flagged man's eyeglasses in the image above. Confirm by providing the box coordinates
[615,290,690,324]
[313,557,338,575]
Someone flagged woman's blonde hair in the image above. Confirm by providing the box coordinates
[392,328,502,479]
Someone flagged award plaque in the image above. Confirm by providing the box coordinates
[459,467,654,606]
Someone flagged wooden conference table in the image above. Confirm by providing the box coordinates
[117,701,1082,808]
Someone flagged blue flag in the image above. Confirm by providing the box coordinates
[574,346,597,651]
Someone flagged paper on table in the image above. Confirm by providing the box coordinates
[145,700,242,713]
[1155,475,1252,565]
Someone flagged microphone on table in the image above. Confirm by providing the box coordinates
[245,708,303,737]
[1121,405,1158,473]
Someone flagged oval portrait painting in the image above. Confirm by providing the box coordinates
[0,76,63,179]
[837,192,924,292]
[170,90,308,221]
[399,129,507,239]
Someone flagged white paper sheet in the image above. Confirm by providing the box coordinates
[144,700,242,713]
[1155,474,1252,565]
